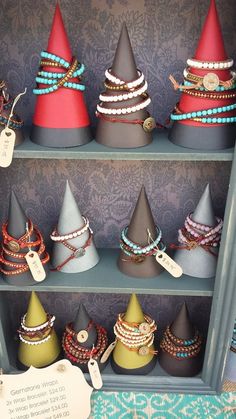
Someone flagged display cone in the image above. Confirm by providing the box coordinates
[118,186,163,278]
[169,0,236,150]
[112,293,157,374]
[64,303,107,372]
[30,4,91,147]
[18,292,60,369]
[96,23,153,148]
[51,181,99,273]
[159,303,203,377]
[1,191,48,286]
[173,184,218,278]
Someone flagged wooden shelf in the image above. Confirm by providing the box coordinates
[0,249,214,296]
[13,129,234,161]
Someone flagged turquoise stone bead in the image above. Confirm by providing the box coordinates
[202,111,207,116]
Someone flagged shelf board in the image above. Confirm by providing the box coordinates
[0,249,214,296]
[13,130,234,161]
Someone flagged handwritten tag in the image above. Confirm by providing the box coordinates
[25,251,46,282]
[100,341,117,364]
[0,128,16,168]
[0,360,93,419]
[155,250,183,278]
[88,359,103,390]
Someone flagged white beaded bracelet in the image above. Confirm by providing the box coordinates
[19,333,52,345]
[97,97,151,115]
[187,58,234,70]
[105,68,144,89]
[21,314,55,331]
[50,216,89,242]
[99,81,148,102]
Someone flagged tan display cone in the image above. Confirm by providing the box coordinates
[159,303,203,377]
[96,23,152,148]
[18,292,61,369]
[173,184,218,278]
[2,191,48,286]
[118,186,163,278]
[51,181,99,273]
[112,294,157,375]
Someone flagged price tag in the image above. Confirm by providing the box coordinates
[0,360,93,419]
[25,251,46,282]
[100,341,117,364]
[88,359,103,390]
[0,128,16,168]
[155,250,183,278]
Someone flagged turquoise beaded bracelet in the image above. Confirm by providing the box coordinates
[171,103,236,123]
[120,225,165,255]
[33,51,85,95]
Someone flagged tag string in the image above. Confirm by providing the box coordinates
[6,88,27,129]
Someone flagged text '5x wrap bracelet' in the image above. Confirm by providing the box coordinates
[113,312,158,356]
[0,220,49,276]
[33,51,85,95]
[50,216,93,271]
[170,213,223,256]
[120,225,166,264]
[96,68,156,133]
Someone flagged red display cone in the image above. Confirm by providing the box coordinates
[31,4,91,147]
[169,0,236,150]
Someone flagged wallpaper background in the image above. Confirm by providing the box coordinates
[0,0,235,358]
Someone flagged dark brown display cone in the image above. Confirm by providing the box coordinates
[2,191,48,286]
[95,23,152,148]
[64,303,107,372]
[159,303,203,377]
[173,184,218,278]
[118,186,163,278]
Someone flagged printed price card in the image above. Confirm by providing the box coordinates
[0,360,93,419]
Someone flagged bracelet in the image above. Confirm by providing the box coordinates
[33,52,85,95]
[183,68,236,90]
[18,313,55,346]
[97,97,151,115]
[160,326,202,360]
[50,216,90,242]
[181,87,236,100]
[171,103,236,121]
[96,112,156,133]
[187,58,233,70]
[105,68,144,88]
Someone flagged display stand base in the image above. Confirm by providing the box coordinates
[96,121,152,149]
[17,352,62,371]
[159,351,203,377]
[30,125,92,148]
[169,122,236,150]
[111,355,157,375]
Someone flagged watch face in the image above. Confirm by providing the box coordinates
[203,73,220,91]
[77,330,88,343]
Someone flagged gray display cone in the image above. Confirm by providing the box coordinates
[159,303,203,377]
[51,181,99,273]
[2,191,47,286]
[96,23,152,148]
[173,184,218,278]
[64,303,107,372]
[118,186,163,278]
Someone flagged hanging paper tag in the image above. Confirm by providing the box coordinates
[0,128,16,168]
[87,359,103,390]
[155,250,183,278]
[100,341,117,364]
[0,360,93,419]
[25,251,46,282]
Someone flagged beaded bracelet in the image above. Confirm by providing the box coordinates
[183,68,236,90]
[187,58,233,70]
[50,216,90,242]
[33,51,85,95]
[105,68,144,88]
[113,312,158,356]
[97,97,151,115]
[160,326,202,360]
[18,313,55,346]
[171,103,236,122]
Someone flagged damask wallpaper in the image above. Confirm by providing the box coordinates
[0,0,235,350]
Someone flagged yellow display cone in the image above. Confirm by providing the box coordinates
[18,292,61,368]
[112,294,156,374]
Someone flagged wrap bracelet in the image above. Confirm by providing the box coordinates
[96,111,156,133]
[50,216,90,242]
[186,58,233,70]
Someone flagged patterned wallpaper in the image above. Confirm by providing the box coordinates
[0,0,235,344]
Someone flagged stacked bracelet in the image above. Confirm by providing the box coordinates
[170,213,223,256]
[0,83,23,129]
[113,313,158,356]
[186,58,234,70]
[33,51,85,95]
[62,322,108,365]
[160,326,202,360]
[96,67,155,133]
[120,225,166,263]
[18,313,55,345]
